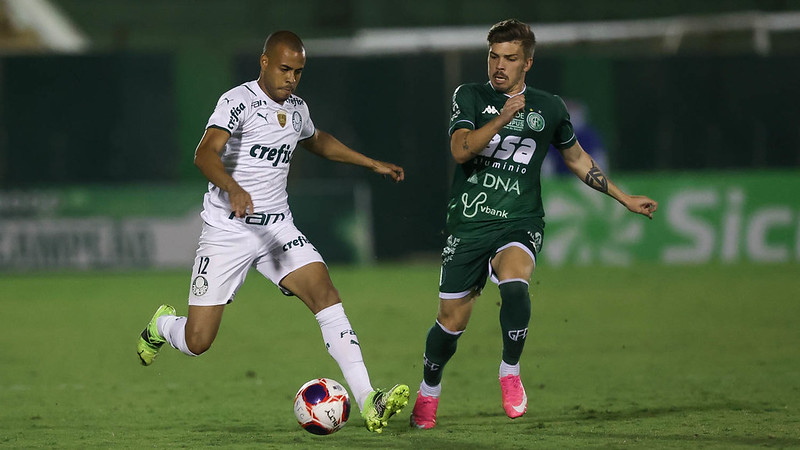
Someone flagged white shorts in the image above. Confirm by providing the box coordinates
[187,218,325,306]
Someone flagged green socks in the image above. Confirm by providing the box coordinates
[422,321,462,386]
[499,280,531,365]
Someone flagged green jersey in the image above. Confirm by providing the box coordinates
[445,82,576,238]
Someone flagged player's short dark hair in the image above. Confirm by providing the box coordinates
[487,19,536,59]
[263,30,305,56]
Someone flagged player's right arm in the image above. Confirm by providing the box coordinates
[450,94,525,164]
[193,127,254,218]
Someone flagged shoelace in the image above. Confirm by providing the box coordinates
[373,392,386,415]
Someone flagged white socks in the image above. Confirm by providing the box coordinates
[419,380,442,398]
[418,362,520,398]
[157,315,197,357]
[155,304,374,410]
[315,303,373,410]
[499,360,520,378]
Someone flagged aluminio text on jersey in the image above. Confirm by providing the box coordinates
[473,134,537,175]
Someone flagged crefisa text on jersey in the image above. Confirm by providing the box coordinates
[282,235,311,252]
[249,143,293,166]
[227,102,246,129]
[283,96,304,106]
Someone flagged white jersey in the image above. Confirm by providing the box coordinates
[201,80,316,231]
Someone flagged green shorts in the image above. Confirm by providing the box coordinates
[438,226,543,299]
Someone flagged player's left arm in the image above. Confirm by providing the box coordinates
[560,141,658,219]
[300,129,405,182]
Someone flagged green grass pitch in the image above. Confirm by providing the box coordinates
[1,262,799,448]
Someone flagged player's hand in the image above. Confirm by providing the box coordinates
[624,195,658,219]
[371,160,405,183]
[228,184,255,218]
[499,95,525,124]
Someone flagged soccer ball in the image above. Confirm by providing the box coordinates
[293,378,351,435]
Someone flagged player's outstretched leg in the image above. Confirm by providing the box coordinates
[410,390,439,429]
[499,374,527,418]
[136,304,176,366]
[361,384,410,433]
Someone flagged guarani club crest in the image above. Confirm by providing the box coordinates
[526,111,545,132]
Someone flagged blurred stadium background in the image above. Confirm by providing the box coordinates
[1,0,799,269]
[2,2,800,447]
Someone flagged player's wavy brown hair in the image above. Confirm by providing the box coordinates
[487,19,536,59]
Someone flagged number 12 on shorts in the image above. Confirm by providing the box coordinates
[197,256,210,274]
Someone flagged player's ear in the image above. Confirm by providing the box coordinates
[260,53,268,70]
[524,56,533,72]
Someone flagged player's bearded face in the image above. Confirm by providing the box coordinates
[487,41,531,95]
[259,45,306,103]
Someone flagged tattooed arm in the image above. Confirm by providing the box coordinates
[560,141,659,219]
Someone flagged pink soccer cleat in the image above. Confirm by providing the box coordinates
[500,374,527,418]
[409,391,439,429]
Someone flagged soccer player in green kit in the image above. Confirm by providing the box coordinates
[410,19,658,429]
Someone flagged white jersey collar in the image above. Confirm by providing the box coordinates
[249,80,290,107]
[486,81,527,98]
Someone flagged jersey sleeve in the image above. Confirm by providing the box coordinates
[552,95,577,150]
[448,84,477,136]
[206,87,250,134]
[298,102,316,141]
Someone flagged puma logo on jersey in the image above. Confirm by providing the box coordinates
[482,105,500,115]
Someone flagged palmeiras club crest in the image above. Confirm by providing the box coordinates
[292,111,302,131]
[191,276,208,296]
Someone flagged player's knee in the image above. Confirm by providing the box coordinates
[322,288,341,308]
[307,287,341,314]
[436,313,469,333]
[185,334,213,355]
[437,292,477,332]
[499,280,531,322]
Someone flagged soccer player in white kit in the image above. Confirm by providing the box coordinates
[136,30,409,433]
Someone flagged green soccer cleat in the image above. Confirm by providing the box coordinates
[362,384,410,433]
[136,304,176,366]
